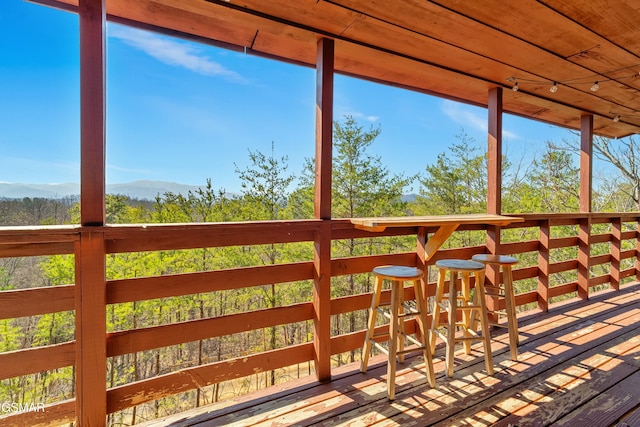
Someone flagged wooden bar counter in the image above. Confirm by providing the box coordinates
[350,213,524,262]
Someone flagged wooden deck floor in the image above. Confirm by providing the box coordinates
[142,283,640,427]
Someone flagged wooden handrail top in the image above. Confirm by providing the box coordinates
[350,214,524,232]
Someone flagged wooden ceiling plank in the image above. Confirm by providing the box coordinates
[31,0,640,136]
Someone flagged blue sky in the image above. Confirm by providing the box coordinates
[1,0,579,194]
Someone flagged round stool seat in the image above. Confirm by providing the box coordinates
[372,265,423,280]
[472,254,518,265]
[435,259,485,271]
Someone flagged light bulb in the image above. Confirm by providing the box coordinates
[613,115,620,122]
[590,81,599,92]
[550,82,558,93]
[512,82,519,92]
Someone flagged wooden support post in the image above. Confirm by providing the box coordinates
[487,87,503,216]
[315,38,334,221]
[80,0,106,226]
[77,0,107,425]
[538,220,550,312]
[578,217,591,300]
[75,231,107,426]
[611,217,622,291]
[313,38,334,381]
[486,87,503,315]
[580,115,593,213]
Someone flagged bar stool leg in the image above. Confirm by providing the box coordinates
[412,278,436,388]
[461,271,473,355]
[475,270,494,375]
[361,276,383,373]
[446,269,457,378]
[387,282,400,399]
[395,280,405,365]
[430,268,446,355]
[503,265,519,360]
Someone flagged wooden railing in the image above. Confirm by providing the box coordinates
[0,213,638,426]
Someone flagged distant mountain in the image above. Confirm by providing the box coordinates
[0,181,205,201]
[1,181,416,203]
[107,181,205,200]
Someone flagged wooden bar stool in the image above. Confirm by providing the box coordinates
[361,265,436,399]
[430,259,494,377]
[472,254,519,361]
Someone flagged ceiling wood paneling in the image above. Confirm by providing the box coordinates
[37,0,640,138]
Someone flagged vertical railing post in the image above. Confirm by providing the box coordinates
[578,216,591,300]
[75,230,107,425]
[313,38,334,381]
[611,217,622,291]
[538,219,550,311]
[416,227,433,328]
[637,219,640,282]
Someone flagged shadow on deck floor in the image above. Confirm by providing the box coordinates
[141,283,640,427]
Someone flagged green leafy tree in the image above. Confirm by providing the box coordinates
[413,130,488,247]
[235,141,297,386]
[415,130,486,215]
[527,143,580,213]
[331,116,414,363]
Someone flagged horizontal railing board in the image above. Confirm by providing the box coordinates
[107,302,314,357]
[548,260,578,274]
[589,274,612,287]
[0,341,75,380]
[549,282,578,298]
[0,242,75,258]
[0,400,75,427]
[331,252,416,277]
[330,286,419,316]
[591,253,611,266]
[0,285,75,319]
[104,220,321,253]
[106,343,314,413]
[550,236,579,249]
[500,240,539,254]
[591,233,613,244]
[621,248,637,259]
[107,261,315,304]
[512,265,538,280]
[515,290,540,307]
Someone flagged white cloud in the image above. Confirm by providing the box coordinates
[108,25,245,82]
[441,100,519,140]
[334,107,380,123]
